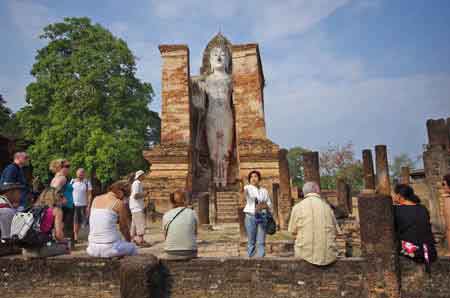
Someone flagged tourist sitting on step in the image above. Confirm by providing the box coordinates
[87,181,137,258]
[441,174,450,256]
[0,183,24,240]
[162,190,198,259]
[22,187,69,258]
[242,170,272,258]
[288,181,338,266]
[393,184,437,271]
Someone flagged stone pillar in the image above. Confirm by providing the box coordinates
[375,145,391,196]
[423,118,450,237]
[427,118,450,147]
[358,193,400,298]
[232,44,266,139]
[278,149,292,229]
[272,183,280,227]
[302,151,320,187]
[400,166,410,185]
[120,255,160,298]
[198,193,209,225]
[209,185,217,226]
[362,149,376,190]
[337,178,351,216]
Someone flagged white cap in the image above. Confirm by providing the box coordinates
[135,170,145,180]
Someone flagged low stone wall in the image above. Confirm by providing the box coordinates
[0,256,121,298]
[158,257,367,298]
[400,257,450,298]
[2,254,450,298]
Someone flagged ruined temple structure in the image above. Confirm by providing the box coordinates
[408,118,450,241]
[142,33,292,227]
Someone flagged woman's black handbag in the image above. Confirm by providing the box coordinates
[264,212,277,235]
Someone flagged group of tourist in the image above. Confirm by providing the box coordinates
[242,170,450,268]
[1,150,450,265]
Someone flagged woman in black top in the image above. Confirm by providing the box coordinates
[393,184,437,270]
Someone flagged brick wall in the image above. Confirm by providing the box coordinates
[0,256,120,298]
[2,254,450,298]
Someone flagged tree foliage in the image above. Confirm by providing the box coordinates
[390,153,416,182]
[17,17,159,184]
[0,94,12,131]
[287,146,310,187]
[319,142,364,192]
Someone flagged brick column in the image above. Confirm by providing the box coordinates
[158,44,191,145]
[375,145,391,195]
[120,255,160,298]
[232,44,266,140]
[400,166,410,185]
[358,193,400,298]
[337,178,351,216]
[362,149,376,190]
[302,151,320,187]
[198,193,209,225]
[278,149,292,229]
[426,118,450,147]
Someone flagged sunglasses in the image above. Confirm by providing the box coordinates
[62,164,71,168]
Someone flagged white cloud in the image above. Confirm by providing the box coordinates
[149,0,351,41]
[252,0,350,41]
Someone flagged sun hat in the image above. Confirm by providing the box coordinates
[135,170,145,180]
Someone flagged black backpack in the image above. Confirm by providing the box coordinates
[10,206,52,248]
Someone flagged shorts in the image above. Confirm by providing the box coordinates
[131,211,145,236]
[74,206,87,225]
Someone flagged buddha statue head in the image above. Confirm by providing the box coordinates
[210,46,230,73]
[201,33,232,75]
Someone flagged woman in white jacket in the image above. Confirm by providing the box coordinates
[242,170,272,257]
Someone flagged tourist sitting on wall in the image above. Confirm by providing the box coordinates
[242,170,272,258]
[87,181,137,258]
[129,170,148,246]
[0,183,24,240]
[393,184,437,271]
[49,159,75,242]
[162,190,198,259]
[0,152,30,211]
[441,174,450,256]
[288,181,338,266]
[21,187,69,257]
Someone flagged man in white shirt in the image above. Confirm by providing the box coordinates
[129,170,147,245]
[70,168,92,242]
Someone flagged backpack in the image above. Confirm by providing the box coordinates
[10,206,52,247]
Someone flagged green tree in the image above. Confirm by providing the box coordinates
[0,94,12,132]
[390,153,416,182]
[17,17,158,184]
[319,142,364,192]
[287,146,310,188]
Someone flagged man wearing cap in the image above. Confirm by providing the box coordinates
[129,170,147,245]
[0,152,30,210]
[0,183,24,239]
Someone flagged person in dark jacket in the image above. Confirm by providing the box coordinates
[393,184,437,271]
[0,152,30,210]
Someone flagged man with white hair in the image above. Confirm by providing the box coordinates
[70,168,93,242]
[129,170,148,245]
[0,152,30,210]
[288,181,338,265]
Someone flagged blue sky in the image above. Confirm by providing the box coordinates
[1,0,449,166]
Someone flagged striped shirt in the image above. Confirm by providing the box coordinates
[288,193,338,266]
